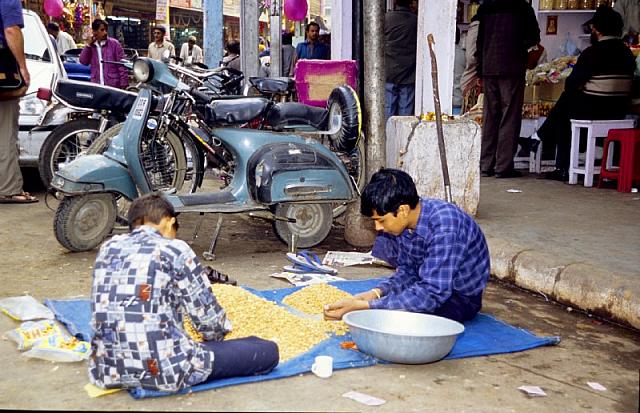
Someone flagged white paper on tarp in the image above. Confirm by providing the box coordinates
[322,251,390,267]
[269,272,345,286]
[342,390,386,406]
[587,382,607,391]
[518,385,547,397]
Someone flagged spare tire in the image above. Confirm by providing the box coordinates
[326,85,362,152]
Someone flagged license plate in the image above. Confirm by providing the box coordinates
[132,97,149,120]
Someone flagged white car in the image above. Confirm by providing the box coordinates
[18,9,66,167]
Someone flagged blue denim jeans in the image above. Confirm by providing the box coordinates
[385,83,415,119]
[201,336,279,381]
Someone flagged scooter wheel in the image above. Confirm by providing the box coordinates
[272,203,333,249]
[54,194,117,252]
[326,85,362,153]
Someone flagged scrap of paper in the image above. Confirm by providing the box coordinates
[587,382,606,391]
[269,272,345,287]
[506,189,522,193]
[323,251,390,267]
[518,385,547,397]
[342,391,386,406]
[84,383,122,398]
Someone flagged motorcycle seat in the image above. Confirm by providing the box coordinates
[249,77,295,95]
[55,79,137,112]
[206,97,270,125]
[265,102,329,131]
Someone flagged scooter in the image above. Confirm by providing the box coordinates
[50,57,357,255]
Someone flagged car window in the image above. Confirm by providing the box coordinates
[22,13,52,63]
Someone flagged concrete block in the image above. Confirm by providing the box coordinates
[484,236,526,282]
[386,117,481,216]
[553,264,640,330]
[512,250,564,296]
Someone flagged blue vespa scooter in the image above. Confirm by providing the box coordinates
[50,56,357,254]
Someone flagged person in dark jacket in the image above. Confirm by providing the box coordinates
[476,0,540,178]
[385,0,418,119]
[533,6,635,181]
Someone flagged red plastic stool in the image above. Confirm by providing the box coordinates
[597,128,640,192]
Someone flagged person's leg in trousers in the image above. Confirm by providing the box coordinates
[397,83,415,116]
[0,99,24,196]
[433,292,483,323]
[385,82,399,121]
[201,336,279,381]
[480,77,501,174]
[494,76,525,174]
[537,93,572,171]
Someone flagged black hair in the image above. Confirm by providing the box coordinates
[91,19,108,31]
[127,192,178,231]
[226,40,240,54]
[360,168,420,217]
[153,26,167,35]
[47,22,60,32]
[306,22,320,33]
[282,32,293,45]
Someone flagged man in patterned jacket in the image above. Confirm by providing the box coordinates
[89,193,278,392]
[324,169,490,323]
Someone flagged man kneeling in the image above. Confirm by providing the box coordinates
[89,193,278,392]
[324,169,490,323]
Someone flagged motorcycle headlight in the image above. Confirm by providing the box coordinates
[133,59,154,83]
[19,93,46,116]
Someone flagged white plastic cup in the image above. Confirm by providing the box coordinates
[311,355,333,378]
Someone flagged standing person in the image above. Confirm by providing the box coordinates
[613,0,640,40]
[476,0,540,178]
[453,27,466,111]
[282,31,296,76]
[147,26,175,61]
[46,22,76,55]
[324,169,490,323]
[79,19,129,89]
[89,193,279,392]
[294,22,329,60]
[384,0,418,119]
[531,6,635,182]
[221,40,241,71]
[460,15,481,114]
[179,35,203,67]
[0,0,37,204]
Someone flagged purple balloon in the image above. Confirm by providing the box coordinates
[44,0,64,18]
[284,0,308,21]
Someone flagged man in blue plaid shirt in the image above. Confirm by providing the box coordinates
[324,169,490,322]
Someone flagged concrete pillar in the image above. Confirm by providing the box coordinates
[240,0,260,78]
[414,0,456,115]
[203,0,224,68]
[270,0,282,77]
[330,0,352,60]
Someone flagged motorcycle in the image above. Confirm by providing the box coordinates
[50,56,357,255]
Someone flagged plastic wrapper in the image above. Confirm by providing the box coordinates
[23,334,91,362]
[5,319,62,351]
[0,296,54,321]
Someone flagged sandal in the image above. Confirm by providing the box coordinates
[203,266,237,286]
[0,192,38,204]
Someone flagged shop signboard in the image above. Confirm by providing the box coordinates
[191,0,202,9]
[171,0,192,8]
[157,0,168,20]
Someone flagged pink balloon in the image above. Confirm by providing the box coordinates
[44,0,64,18]
[283,0,308,21]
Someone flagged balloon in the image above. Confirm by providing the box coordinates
[283,0,308,22]
[44,0,64,18]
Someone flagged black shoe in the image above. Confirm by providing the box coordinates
[481,169,495,177]
[542,168,569,182]
[495,169,523,178]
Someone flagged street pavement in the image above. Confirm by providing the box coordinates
[0,169,638,411]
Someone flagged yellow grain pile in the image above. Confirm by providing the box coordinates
[283,283,352,336]
[183,284,354,362]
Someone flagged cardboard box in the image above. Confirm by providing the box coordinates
[524,85,540,103]
[538,80,565,102]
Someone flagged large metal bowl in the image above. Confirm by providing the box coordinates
[343,309,465,364]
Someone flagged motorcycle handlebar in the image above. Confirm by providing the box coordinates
[190,87,213,105]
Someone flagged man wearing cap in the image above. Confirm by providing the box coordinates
[531,6,635,181]
[179,36,203,67]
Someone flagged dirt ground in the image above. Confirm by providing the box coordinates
[0,170,639,412]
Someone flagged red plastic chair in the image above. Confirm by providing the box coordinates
[598,128,640,193]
